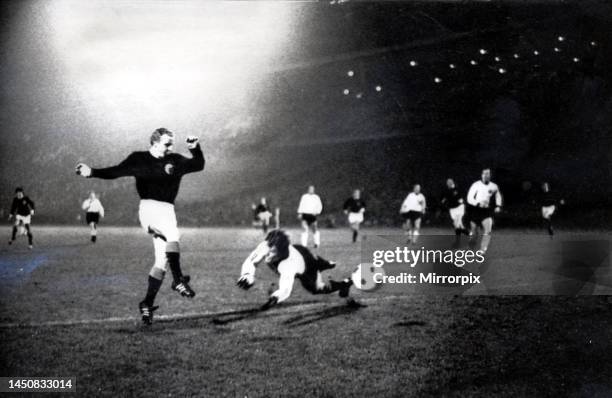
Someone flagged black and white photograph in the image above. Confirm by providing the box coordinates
[0,0,611,396]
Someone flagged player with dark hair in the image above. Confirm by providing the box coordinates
[253,197,273,234]
[343,189,366,243]
[297,185,323,248]
[440,178,468,241]
[400,184,426,244]
[539,182,564,237]
[75,127,205,325]
[466,168,502,253]
[82,191,105,243]
[8,187,35,249]
[237,230,355,309]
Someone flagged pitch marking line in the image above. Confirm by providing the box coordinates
[0,295,417,329]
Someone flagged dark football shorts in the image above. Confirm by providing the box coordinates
[401,211,422,222]
[466,205,493,225]
[300,213,317,225]
[86,212,100,224]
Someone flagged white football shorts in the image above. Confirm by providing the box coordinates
[15,214,31,225]
[138,199,180,242]
[348,212,364,225]
[449,204,465,221]
[541,205,556,219]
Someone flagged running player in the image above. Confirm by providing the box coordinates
[343,189,366,243]
[440,178,468,240]
[539,182,564,236]
[400,184,426,244]
[297,185,323,248]
[466,168,502,253]
[82,191,105,243]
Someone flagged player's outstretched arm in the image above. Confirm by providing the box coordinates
[266,271,295,306]
[237,241,269,290]
[77,153,142,179]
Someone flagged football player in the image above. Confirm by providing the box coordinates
[539,182,564,237]
[343,189,366,243]
[400,184,426,244]
[297,185,323,248]
[236,230,354,309]
[75,128,205,325]
[82,191,105,243]
[440,178,468,240]
[8,187,35,249]
[466,168,502,253]
[253,197,273,234]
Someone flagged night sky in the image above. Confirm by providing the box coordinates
[0,1,610,225]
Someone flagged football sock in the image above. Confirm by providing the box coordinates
[11,226,17,241]
[300,232,308,246]
[313,231,321,247]
[144,273,164,307]
[455,228,462,236]
[166,251,183,283]
[25,225,33,245]
[481,234,491,252]
[352,230,358,243]
[545,220,554,235]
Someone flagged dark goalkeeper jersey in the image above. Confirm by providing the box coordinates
[91,145,204,204]
[11,196,35,216]
[343,198,366,213]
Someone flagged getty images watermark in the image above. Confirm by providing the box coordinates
[357,234,612,295]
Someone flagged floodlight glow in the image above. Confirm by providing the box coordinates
[533,50,539,55]
[479,49,487,55]
[573,57,580,63]
[513,54,520,59]
[558,36,565,42]
[434,77,441,83]
[348,70,354,77]
[45,0,297,135]
[343,89,350,95]
[410,60,418,67]
[554,47,561,52]
[449,64,455,69]
[498,68,506,74]
[470,60,477,65]
[375,86,382,92]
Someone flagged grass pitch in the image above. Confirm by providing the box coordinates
[0,226,611,397]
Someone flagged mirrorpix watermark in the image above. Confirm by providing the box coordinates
[357,234,612,296]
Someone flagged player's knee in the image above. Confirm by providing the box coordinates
[150,266,166,279]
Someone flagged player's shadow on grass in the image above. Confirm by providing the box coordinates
[282,303,364,328]
[392,320,427,328]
